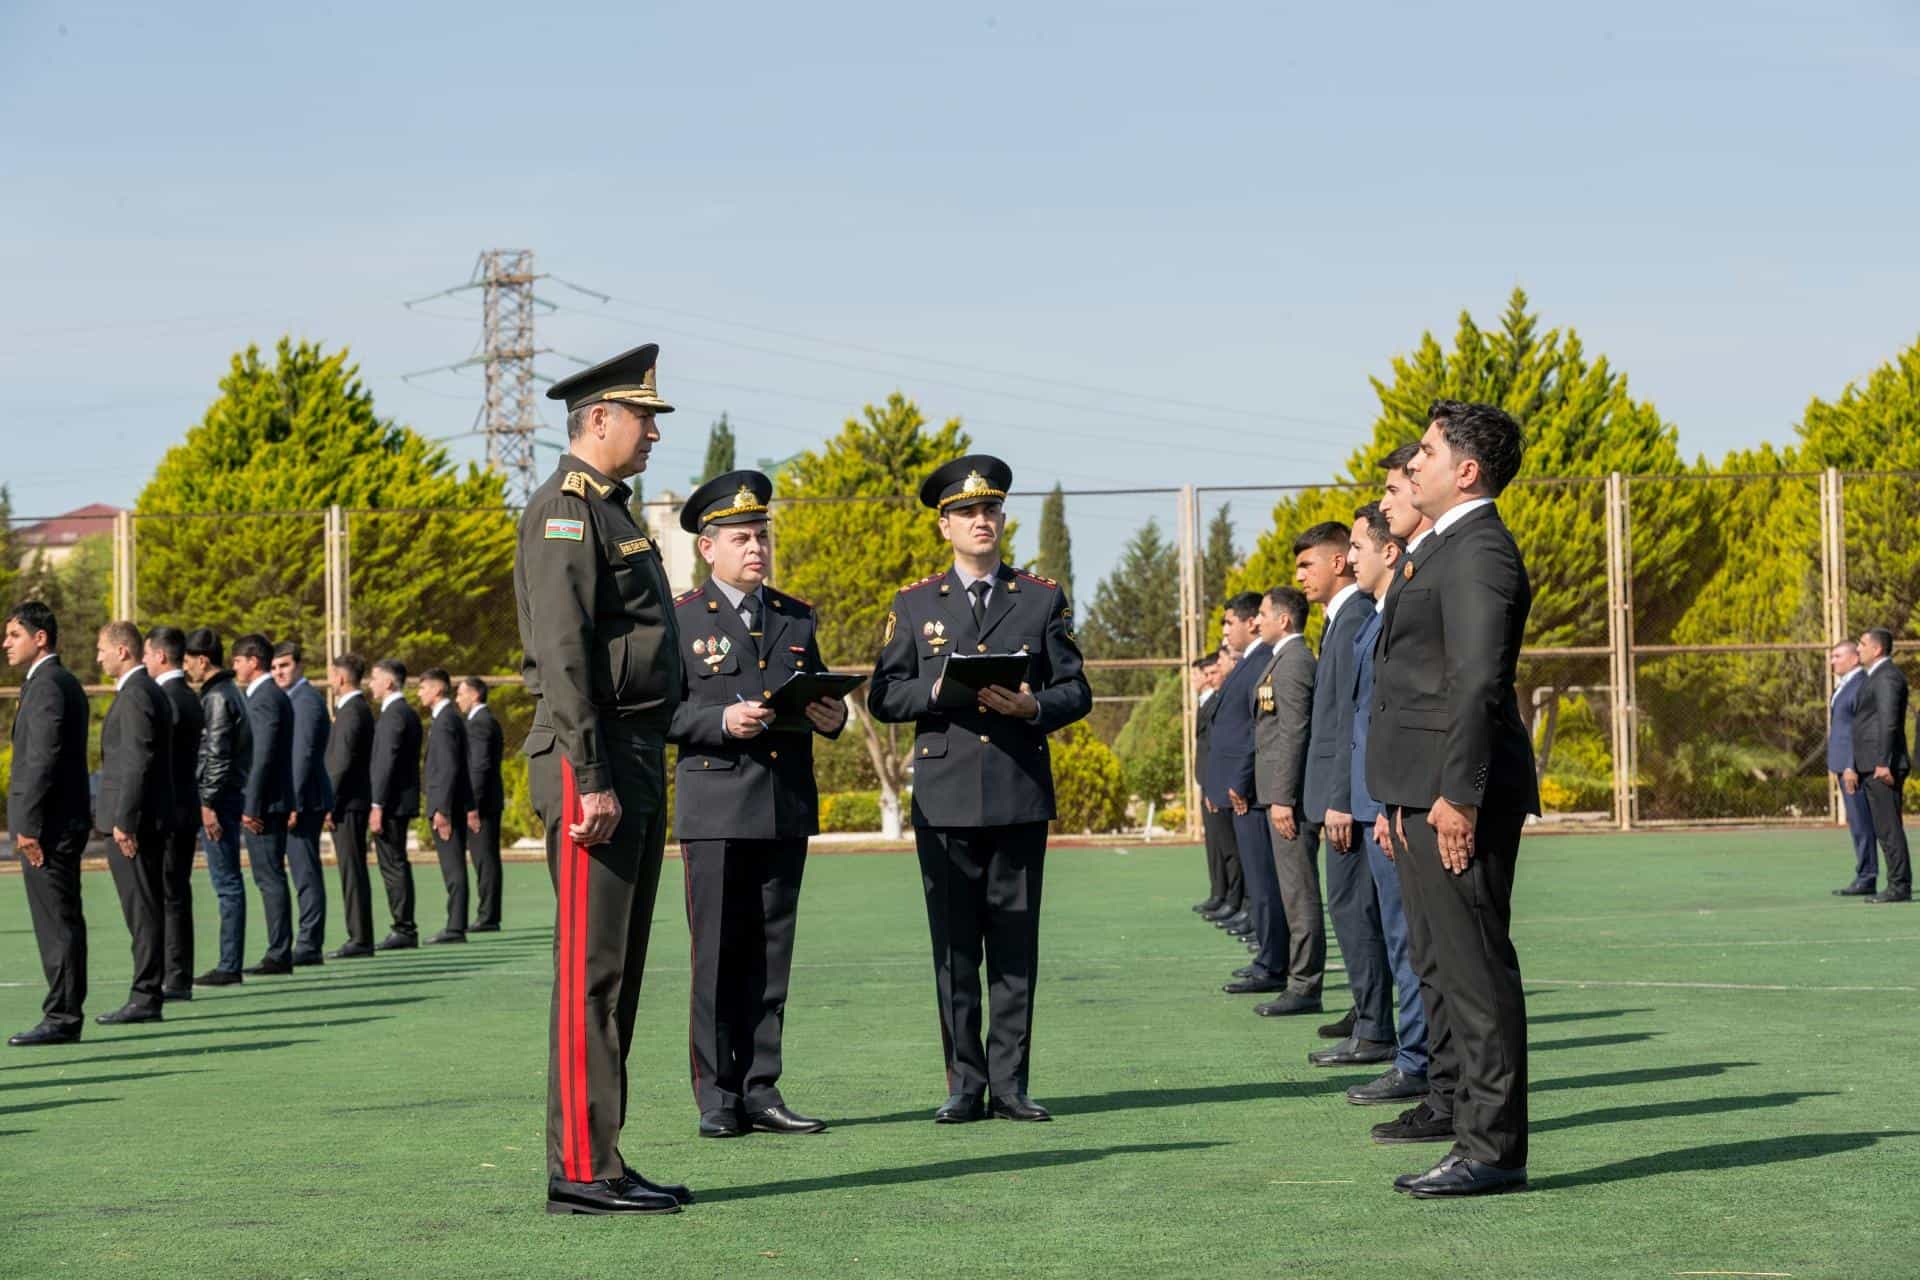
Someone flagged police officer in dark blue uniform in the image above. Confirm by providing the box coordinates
[868,455,1092,1123]
[668,470,847,1139]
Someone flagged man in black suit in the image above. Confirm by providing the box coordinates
[456,676,506,933]
[5,602,93,1046]
[1208,593,1286,982]
[94,620,175,1025]
[325,653,378,957]
[144,625,204,1000]
[1192,653,1243,919]
[272,641,333,964]
[419,667,472,944]
[1366,400,1539,1198]
[367,657,423,950]
[233,634,297,975]
[1249,586,1323,1016]
[1296,522,1393,1067]
[185,629,251,986]
[1845,627,1911,904]
[869,454,1092,1123]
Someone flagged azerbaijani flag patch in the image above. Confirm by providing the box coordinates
[544,517,585,541]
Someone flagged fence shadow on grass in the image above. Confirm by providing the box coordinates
[85,1015,390,1042]
[698,1141,1227,1204]
[0,1039,318,1073]
[1534,1062,1757,1094]
[1529,1130,1920,1191]
[1533,1090,1838,1135]
[167,996,436,1022]
[834,1079,1374,1129]
[0,1095,119,1119]
[0,1068,207,1095]
[1528,1008,1654,1026]
[1530,1032,1662,1053]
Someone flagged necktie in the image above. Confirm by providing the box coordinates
[743,592,764,656]
[970,581,990,631]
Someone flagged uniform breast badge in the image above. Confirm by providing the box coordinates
[924,620,948,649]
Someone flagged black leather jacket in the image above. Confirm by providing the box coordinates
[196,669,252,807]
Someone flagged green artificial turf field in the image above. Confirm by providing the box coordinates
[3,830,1916,1279]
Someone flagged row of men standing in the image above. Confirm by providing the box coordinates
[1824,628,1913,903]
[3,607,506,1045]
[1192,402,1540,1199]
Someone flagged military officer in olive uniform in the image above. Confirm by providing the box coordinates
[668,469,849,1139]
[869,455,1093,1123]
[515,342,690,1217]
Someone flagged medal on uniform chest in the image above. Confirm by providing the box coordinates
[924,620,948,649]
[703,634,727,667]
[1403,559,1416,581]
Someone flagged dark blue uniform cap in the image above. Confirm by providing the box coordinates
[919,454,1013,512]
[545,343,675,415]
[680,469,774,534]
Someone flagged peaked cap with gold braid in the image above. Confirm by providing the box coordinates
[680,468,774,534]
[918,453,1013,512]
[545,342,675,415]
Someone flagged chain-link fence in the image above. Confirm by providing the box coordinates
[4,471,1915,835]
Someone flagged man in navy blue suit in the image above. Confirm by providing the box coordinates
[1205,591,1290,993]
[272,641,333,963]
[1826,640,1877,896]
[232,633,297,976]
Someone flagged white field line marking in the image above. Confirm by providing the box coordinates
[1531,977,1917,993]
[1593,935,1920,949]
[1267,1179,1355,1185]
[1673,1272,1792,1278]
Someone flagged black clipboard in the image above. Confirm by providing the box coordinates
[764,670,867,723]
[933,652,1030,711]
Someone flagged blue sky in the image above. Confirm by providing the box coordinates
[3,0,1916,584]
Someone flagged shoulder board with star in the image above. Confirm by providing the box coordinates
[765,586,813,612]
[673,587,705,607]
[899,571,946,594]
[1015,569,1058,590]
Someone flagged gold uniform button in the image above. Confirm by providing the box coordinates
[758,659,767,669]
[921,746,930,756]
[977,703,988,714]
[702,761,711,769]
[979,734,990,743]
[976,643,987,653]
[763,689,773,698]
[769,750,779,760]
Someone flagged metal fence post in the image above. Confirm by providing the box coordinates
[1604,472,1636,830]
[1821,468,1845,824]
[111,509,135,621]
[324,505,350,664]
[1176,485,1200,839]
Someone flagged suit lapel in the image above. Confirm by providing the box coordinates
[936,569,977,648]
[976,564,1020,646]
[701,580,755,672]
[761,590,796,662]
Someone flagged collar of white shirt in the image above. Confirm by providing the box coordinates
[955,564,1001,598]
[1832,668,1862,700]
[115,667,137,692]
[713,578,761,611]
[1432,496,1496,539]
[27,653,55,681]
[1197,688,1214,707]
[1273,632,1304,652]
[246,673,272,696]
[380,690,403,711]
[430,699,447,718]
[467,704,482,720]
[337,689,362,705]
[1868,657,1889,675]
[1325,582,1362,626]
[155,667,186,685]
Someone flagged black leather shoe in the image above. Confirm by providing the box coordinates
[1216,910,1250,932]
[1398,1154,1528,1198]
[1317,1008,1355,1040]
[195,968,242,986]
[698,1111,746,1138]
[469,923,502,933]
[95,1003,163,1026]
[989,1093,1052,1121]
[427,929,467,944]
[546,1175,683,1215]
[1371,1101,1454,1145]
[1867,892,1913,904]
[328,943,375,959]
[160,987,193,1002]
[243,958,292,976]
[621,1162,693,1205]
[1225,919,1255,938]
[1223,971,1287,994]
[1347,1068,1429,1105]
[1203,903,1239,922]
[1193,898,1223,914]
[1230,964,1257,979]
[8,1022,80,1047]
[934,1092,986,1123]
[1254,992,1324,1016]
[291,951,325,967]
[749,1104,826,1134]
[375,933,418,951]
[1309,1035,1394,1066]
[1833,881,1876,896]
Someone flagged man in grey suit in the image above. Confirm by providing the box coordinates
[1296,522,1393,1067]
[1846,627,1911,904]
[1251,585,1324,1017]
[272,641,333,964]
[1827,640,1878,896]
[94,620,175,1025]
[457,676,506,932]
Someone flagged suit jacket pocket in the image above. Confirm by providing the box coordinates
[914,732,949,760]
[683,754,736,772]
[523,728,556,758]
[1396,707,1448,732]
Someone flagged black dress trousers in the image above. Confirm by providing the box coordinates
[161,825,199,991]
[372,817,417,937]
[20,825,90,1032]
[106,821,170,1012]
[471,815,504,930]
[331,810,376,949]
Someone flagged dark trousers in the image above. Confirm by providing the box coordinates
[162,825,198,991]
[200,796,246,973]
[373,813,417,938]
[285,809,328,955]
[107,821,169,1012]
[1840,779,1878,886]
[1270,817,1326,997]
[916,821,1047,1098]
[1230,806,1285,975]
[19,824,89,1032]
[471,814,504,929]
[434,819,471,936]
[1361,823,1429,1077]
[1392,804,1529,1169]
[1326,825,1392,1041]
[332,809,375,949]
[1202,803,1243,911]
[1864,775,1913,897]
[533,726,667,1183]
[681,836,807,1118]
[246,823,293,966]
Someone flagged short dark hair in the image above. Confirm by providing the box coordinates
[100,619,143,657]
[1264,586,1308,632]
[6,601,58,648]
[1223,591,1263,622]
[419,666,452,692]
[272,640,303,664]
[184,627,223,664]
[1381,442,1421,474]
[1863,627,1895,656]
[331,653,366,684]
[1428,399,1524,495]
[459,675,489,701]
[566,405,589,440]
[1291,521,1350,557]
[232,633,273,666]
[1191,653,1217,670]
[373,658,407,685]
[145,625,186,666]
[1352,502,1403,553]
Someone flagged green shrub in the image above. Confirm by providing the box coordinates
[819,790,882,833]
[1050,721,1128,834]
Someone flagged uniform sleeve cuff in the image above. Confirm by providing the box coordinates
[573,765,611,793]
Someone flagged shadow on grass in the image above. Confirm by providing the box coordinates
[87,1015,389,1042]
[0,1095,119,1118]
[1533,1091,1838,1135]
[169,996,437,1022]
[0,1068,207,1094]
[192,975,467,999]
[698,1141,1226,1203]
[0,1039,318,1072]
[1534,1062,1756,1094]
[1530,1130,1920,1190]
[1530,1032,1661,1053]
[1528,1008,1653,1027]
[834,1080,1373,1129]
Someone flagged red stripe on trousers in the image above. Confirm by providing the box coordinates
[682,852,703,1099]
[559,758,589,1181]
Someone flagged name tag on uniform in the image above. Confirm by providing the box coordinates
[1257,683,1275,713]
[617,536,651,556]
[544,518,585,541]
